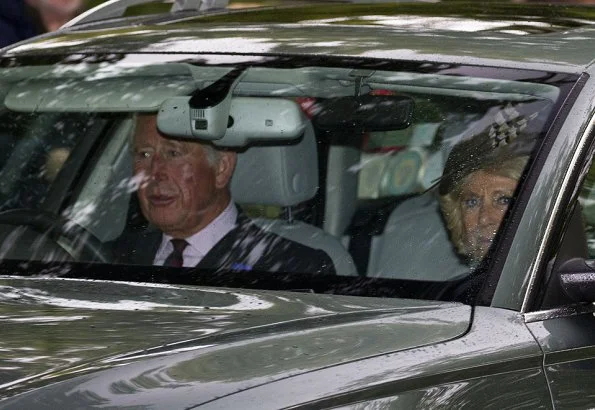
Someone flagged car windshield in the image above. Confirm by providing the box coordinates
[0,53,576,301]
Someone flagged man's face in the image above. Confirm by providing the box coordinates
[27,0,82,12]
[133,114,235,238]
[458,170,517,263]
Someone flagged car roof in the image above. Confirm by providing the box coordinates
[3,0,595,74]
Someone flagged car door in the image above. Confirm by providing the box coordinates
[526,310,595,408]
[524,123,595,409]
[472,70,595,408]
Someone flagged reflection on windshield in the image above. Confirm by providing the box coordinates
[0,55,572,302]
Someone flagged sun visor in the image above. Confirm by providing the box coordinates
[4,75,200,112]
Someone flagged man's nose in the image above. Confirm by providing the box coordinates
[148,153,167,180]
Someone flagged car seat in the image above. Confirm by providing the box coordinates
[231,122,357,276]
[361,120,471,280]
[366,190,469,280]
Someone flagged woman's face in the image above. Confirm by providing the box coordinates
[458,170,518,263]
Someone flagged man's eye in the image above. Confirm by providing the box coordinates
[135,151,151,159]
[167,150,182,158]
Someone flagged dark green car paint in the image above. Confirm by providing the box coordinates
[1,1,595,408]
[0,277,470,404]
[0,278,553,409]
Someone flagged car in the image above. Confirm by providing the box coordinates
[0,0,595,408]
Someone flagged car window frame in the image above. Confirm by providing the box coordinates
[488,72,594,313]
[526,119,595,318]
[0,54,583,306]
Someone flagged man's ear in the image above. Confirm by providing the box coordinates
[215,151,237,189]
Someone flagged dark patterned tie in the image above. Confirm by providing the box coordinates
[163,239,188,268]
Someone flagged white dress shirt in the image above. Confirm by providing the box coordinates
[153,201,238,267]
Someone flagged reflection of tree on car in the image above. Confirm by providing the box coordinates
[111,113,337,274]
[0,112,85,211]
[2,0,595,407]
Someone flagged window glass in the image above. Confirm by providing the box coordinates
[578,163,595,258]
[0,54,575,302]
[0,110,93,211]
[64,118,134,242]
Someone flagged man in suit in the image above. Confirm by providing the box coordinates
[0,0,40,48]
[112,113,336,275]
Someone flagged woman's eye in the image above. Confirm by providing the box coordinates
[463,198,479,209]
[497,196,512,206]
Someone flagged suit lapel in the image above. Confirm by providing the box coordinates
[196,211,256,271]
[131,231,162,265]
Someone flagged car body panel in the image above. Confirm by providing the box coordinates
[3,2,595,74]
[202,306,547,409]
[527,313,595,409]
[0,0,594,407]
[0,304,548,409]
[494,73,595,311]
[0,277,471,400]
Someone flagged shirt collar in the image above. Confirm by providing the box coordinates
[156,201,238,263]
[184,201,238,256]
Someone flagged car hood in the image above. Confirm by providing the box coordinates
[0,277,471,405]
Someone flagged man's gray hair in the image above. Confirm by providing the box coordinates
[129,113,221,167]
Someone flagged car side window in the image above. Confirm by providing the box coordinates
[537,153,595,310]
[579,163,595,258]
[0,111,83,211]
[64,119,134,242]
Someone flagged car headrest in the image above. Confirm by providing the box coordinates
[379,147,444,196]
[230,122,319,206]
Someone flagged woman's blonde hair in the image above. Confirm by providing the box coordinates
[439,156,528,256]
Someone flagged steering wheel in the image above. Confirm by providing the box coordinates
[0,208,112,263]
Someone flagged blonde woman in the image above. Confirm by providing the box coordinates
[439,129,529,267]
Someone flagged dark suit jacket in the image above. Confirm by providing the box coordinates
[0,1,41,48]
[111,211,336,275]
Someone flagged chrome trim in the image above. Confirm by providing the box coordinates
[521,113,595,313]
[524,303,595,323]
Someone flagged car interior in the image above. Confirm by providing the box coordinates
[0,57,565,282]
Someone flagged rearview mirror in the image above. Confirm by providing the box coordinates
[312,94,414,132]
[157,96,306,147]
